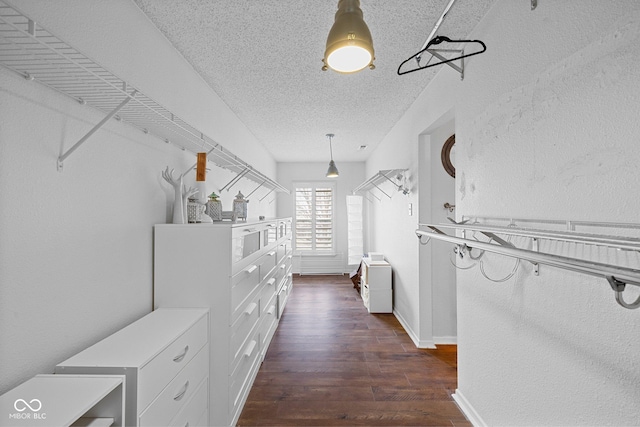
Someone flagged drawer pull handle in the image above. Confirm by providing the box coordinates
[267,278,276,286]
[173,345,189,362]
[267,251,276,257]
[267,306,275,315]
[174,380,190,401]
[288,255,292,260]
[244,302,258,316]
[246,265,258,274]
[280,264,286,270]
[244,340,257,358]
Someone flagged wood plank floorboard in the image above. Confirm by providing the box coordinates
[237,274,470,427]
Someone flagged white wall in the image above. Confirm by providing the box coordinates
[368,0,640,425]
[0,0,276,395]
[418,121,457,344]
[276,162,365,274]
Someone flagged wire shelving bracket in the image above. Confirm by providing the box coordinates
[0,1,289,194]
[415,218,640,310]
[352,169,409,200]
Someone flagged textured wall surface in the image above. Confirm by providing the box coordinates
[0,0,276,394]
[368,0,640,425]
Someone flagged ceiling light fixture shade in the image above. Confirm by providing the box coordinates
[325,133,339,178]
[322,0,375,74]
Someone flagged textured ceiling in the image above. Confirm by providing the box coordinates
[133,0,495,163]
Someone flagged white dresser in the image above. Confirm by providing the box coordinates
[361,256,392,313]
[0,374,125,427]
[153,217,293,427]
[55,308,209,427]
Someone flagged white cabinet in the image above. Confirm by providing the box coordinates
[153,217,293,427]
[0,374,125,427]
[55,308,209,427]
[361,257,392,313]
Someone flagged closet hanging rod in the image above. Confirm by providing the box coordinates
[424,222,640,252]
[417,0,458,60]
[415,226,640,309]
[0,1,290,194]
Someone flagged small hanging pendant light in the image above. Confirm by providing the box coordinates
[326,133,339,178]
[322,0,375,74]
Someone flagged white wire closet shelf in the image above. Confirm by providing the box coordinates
[0,1,289,195]
[352,169,409,200]
[415,218,640,310]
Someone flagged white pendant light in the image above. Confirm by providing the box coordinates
[326,134,339,178]
[322,0,375,74]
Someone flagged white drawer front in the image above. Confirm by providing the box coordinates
[168,376,209,427]
[230,294,261,362]
[231,265,261,324]
[261,273,278,309]
[258,249,277,282]
[138,314,208,411]
[139,346,209,426]
[260,294,278,353]
[229,330,261,415]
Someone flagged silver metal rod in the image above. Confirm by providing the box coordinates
[246,180,267,198]
[259,187,276,202]
[372,182,392,199]
[415,229,640,287]
[419,0,459,53]
[380,171,403,191]
[425,48,464,74]
[220,168,250,192]
[419,222,640,252]
[58,90,136,169]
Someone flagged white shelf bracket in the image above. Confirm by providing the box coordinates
[57,89,137,171]
[259,187,276,202]
[220,167,250,192]
[246,179,267,199]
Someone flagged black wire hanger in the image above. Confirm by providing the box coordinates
[397,36,487,76]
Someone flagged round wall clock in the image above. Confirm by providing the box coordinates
[441,134,455,178]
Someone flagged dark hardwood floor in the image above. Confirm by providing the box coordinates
[237,274,470,426]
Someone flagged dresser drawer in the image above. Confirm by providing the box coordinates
[138,314,208,410]
[229,330,261,414]
[261,273,278,307]
[276,240,288,264]
[139,346,209,426]
[231,264,261,323]
[260,294,278,352]
[168,376,209,427]
[230,294,261,362]
[258,249,277,282]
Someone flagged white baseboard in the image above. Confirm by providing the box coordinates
[452,389,487,427]
[393,309,436,349]
[434,335,457,345]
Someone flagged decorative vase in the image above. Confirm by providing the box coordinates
[233,191,248,222]
[187,197,202,223]
[206,194,222,221]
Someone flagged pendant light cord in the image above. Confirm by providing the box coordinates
[327,133,335,160]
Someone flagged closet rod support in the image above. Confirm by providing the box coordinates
[259,187,275,202]
[57,89,137,171]
[372,182,392,199]
[220,167,250,192]
[246,179,267,199]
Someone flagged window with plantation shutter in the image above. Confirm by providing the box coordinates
[294,182,335,254]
